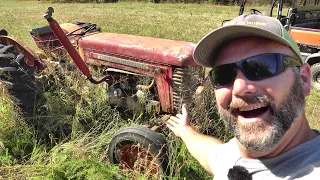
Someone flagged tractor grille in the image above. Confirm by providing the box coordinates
[172,67,200,112]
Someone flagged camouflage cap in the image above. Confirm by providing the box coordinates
[193,14,303,68]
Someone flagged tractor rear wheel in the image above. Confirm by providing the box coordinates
[0,41,39,116]
[108,126,169,178]
[311,63,320,91]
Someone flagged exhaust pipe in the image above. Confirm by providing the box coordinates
[43,7,108,84]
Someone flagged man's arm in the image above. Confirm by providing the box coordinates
[166,104,223,175]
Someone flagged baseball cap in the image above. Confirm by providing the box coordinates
[193,14,302,68]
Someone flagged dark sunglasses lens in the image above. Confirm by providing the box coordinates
[242,54,278,80]
[211,64,235,87]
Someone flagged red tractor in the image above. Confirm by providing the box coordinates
[0,7,206,177]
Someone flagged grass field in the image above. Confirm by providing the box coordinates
[0,0,319,179]
[0,0,257,47]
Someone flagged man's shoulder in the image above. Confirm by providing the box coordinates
[264,132,320,165]
[209,135,320,179]
[253,133,320,178]
[215,137,239,154]
[296,130,320,154]
[208,138,241,178]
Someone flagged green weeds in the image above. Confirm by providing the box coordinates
[0,87,36,165]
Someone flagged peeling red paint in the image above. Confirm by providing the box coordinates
[78,32,198,67]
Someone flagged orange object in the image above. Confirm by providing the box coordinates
[290,28,320,46]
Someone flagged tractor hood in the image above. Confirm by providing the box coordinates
[78,32,198,67]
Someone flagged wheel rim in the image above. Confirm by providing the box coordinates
[116,143,161,177]
[312,69,320,90]
[316,73,320,83]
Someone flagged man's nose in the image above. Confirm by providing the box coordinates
[232,69,257,96]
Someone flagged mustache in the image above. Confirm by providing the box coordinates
[228,94,274,110]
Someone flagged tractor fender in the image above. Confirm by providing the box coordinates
[305,53,320,66]
[0,35,46,70]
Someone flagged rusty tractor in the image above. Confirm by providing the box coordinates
[0,7,206,177]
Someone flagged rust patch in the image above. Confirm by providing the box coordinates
[79,32,198,67]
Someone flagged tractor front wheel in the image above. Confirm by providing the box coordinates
[311,63,320,91]
[108,126,169,178]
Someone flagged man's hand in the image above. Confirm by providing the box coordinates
[166,104,191,138]
[167,104,222,176]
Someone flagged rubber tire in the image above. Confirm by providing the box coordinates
[311,63,320,91]
[0,41,38,116]
[108,126,169,177]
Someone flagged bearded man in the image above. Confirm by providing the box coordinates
[167,14,320,179]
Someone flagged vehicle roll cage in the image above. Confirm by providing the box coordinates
[238,0,320,29]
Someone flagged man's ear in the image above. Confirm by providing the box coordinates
[299,63,311,96]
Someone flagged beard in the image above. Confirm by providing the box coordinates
[218,68,305,153]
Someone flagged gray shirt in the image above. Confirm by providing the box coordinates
[209,132,320,179]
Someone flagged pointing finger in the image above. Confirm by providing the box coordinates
[182,104,188,116]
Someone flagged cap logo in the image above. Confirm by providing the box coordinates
[194,14,303,67]
[224,20,268,27]
[245,21,267,26]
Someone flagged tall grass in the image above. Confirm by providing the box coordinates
[0,87,36,165]
[31,0,296,6]
[306,90,320,129]
[0,1,319,179]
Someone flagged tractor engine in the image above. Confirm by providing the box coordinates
[30,22,204,114]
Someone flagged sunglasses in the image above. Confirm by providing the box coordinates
[209,53,301,88]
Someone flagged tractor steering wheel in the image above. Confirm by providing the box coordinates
[66,24,98,37]
[250,9,263,15]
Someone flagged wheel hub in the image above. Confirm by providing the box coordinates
[117,143,160,177]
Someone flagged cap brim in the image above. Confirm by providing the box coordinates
[193,25,292,68]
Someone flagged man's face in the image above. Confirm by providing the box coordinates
[214,37,306,153]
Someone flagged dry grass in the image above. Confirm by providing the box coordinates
[306,89,320,129]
